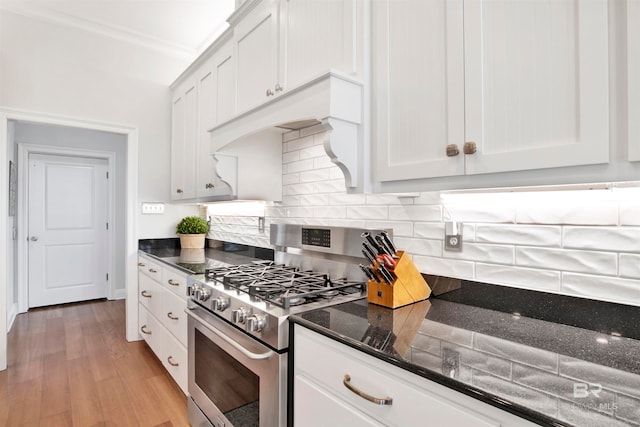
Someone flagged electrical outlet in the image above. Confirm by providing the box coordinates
[444,221,462,251]
[442,348,460,378]
[141,202,165,214]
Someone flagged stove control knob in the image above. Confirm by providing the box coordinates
[198,288,211,302]
[213,297,229,312]
[247,314,267,332]
[188,284,199,297]
[232,307,250,324]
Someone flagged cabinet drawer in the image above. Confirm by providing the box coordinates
[163,332,188,395]
[138,273,162,317]
[161,290,188,346]
[138,255,162,281]
[295,327,515,427]
[138,303,164,356]
[162,266,188,298]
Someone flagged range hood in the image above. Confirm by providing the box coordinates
[209,71,365,200]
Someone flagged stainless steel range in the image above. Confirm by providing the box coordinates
[185,224,390,427]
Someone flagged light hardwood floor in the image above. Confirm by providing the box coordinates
[0,299,190,426]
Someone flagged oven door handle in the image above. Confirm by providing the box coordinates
[186,308,275,360]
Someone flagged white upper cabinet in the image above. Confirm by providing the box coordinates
[232,0,361,116]
[374,0,465,182]
[196,43,236,199]
[234,0,280,114]
[374,0,610,188]
[463,0,609,175]
[629,0,640,162]
[282,0,358,89]
[171,79,198,200]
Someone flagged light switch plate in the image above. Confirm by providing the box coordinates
[142,202,165,214]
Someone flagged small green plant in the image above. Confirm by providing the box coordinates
[176,216,209,235]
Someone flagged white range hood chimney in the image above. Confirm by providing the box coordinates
[209,71,364,194]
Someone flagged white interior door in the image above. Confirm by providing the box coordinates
[28,154,109,308]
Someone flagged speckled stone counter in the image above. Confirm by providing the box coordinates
[138,238,273,273]
[290,288,640,427]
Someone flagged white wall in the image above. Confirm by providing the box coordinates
[208,128,640,308]
[0,10,198,236]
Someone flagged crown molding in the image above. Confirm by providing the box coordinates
[0,2,198,60]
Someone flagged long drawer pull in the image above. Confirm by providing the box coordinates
[167,312,179,320]
[140,325,152,335]
[343,375,393,405]
[167,279,180,287]
[141,290,152,298]
[167,356,179,367]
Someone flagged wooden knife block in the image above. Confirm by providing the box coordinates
[367,251,431,309]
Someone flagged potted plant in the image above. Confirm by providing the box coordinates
[176,216,209,249]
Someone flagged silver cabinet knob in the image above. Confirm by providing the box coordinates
[30,236,38,241]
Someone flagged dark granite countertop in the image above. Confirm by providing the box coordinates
[290,286,640,427]
[138,238,274,274]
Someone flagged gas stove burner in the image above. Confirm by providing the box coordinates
[283,295,306,306]
[319,289,340,298]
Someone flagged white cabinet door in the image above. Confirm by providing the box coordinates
[234,0,280,113]
[464,0,609,174]
[629,0,640,162]
[282,0,359,90]
[162,331,188,395]
[161,289,188,346]
[196,59,219,199]
[294,375,385,427]
[171,80,198,200]
[373,0,465,182]
[214,42,236,127]
[138,273,162,317]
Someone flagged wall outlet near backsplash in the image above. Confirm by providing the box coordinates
[444,221,463,251]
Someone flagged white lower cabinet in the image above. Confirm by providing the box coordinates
[138,254,189,394]
[293,325,536,427]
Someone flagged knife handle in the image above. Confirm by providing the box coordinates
[375,235,394,257]
[362,249,376,266]
[362,232,383,254]
[380,231,397,254]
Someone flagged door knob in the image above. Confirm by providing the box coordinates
[30,236,38,242]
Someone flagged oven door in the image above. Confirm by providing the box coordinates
[186,303,287,427]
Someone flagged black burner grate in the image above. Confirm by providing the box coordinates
[204,261,365,309]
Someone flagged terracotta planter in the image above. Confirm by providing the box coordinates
[179,233,206,249]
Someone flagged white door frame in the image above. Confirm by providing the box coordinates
[0,108,140,371]
[18,144,116,312]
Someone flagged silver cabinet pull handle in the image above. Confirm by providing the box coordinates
[141,290,152,298]
[167,312,179,320]
[167,356,179,367]
[140,325,152,335]
[167,279,180,287]
[343,375,393,405]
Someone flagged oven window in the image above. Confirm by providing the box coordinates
[195,329,260,426]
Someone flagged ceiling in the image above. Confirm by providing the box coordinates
[0,0,236,60]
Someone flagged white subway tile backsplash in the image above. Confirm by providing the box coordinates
[299,168,330,183]
[346,205,388,220]
[314,179,345,194]
[516,201,619,225]
[561,273,640,306]
[444,243,514,265]
[282,150,299,164]
[620,254,640,278]
[516,247,618,276]
[476,264,561,292]
[394,237,442,257]
[285,158,315,173]
[563,227,640,252]
[413,255,475,279]
[443,204,515,223]
[212,130,640,306]
[413,222,446,240]
[299,144,326,160]
[620,202,640,225]
[365,221,413,237]
[389,205,442,222]
[476,224,561,247]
